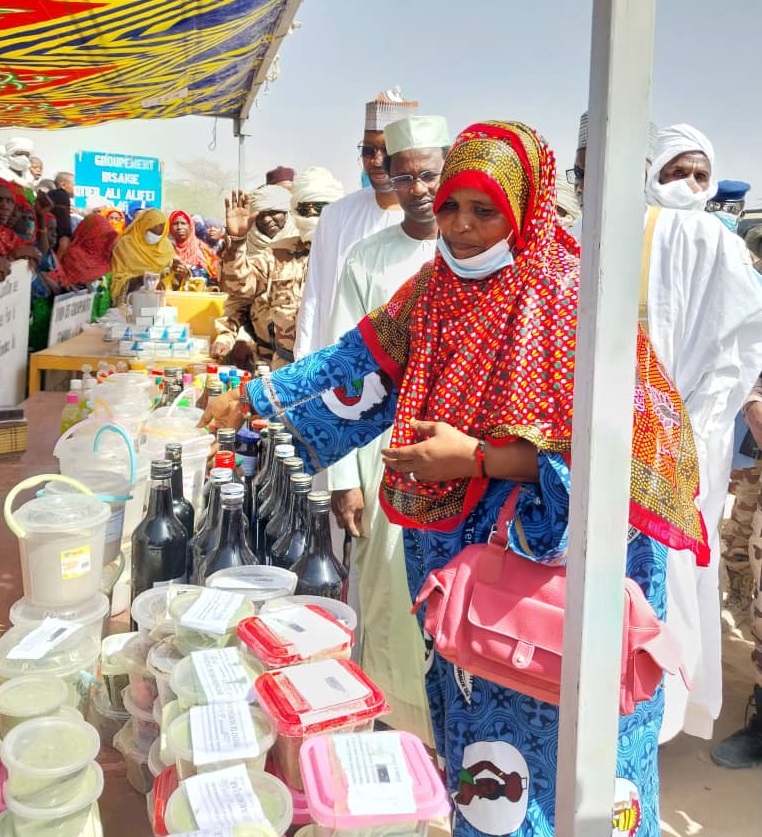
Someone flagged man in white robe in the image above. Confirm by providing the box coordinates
[327,115,450,745]
[293,88,418,359]
[575,118,762,741]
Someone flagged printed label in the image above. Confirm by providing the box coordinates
[7,618,82,661]
[333,732,416,816]
[259,604,348,659]
[282,659,370,722]
[191,648,253,704]
[180,589,244,636]
[189,701,261,766]
[239,455,257,478]
[183,764,268,829]
[60,545,91,580]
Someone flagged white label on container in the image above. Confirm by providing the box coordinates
[282,659,370,722]
[189,701,261,766]
[259,605,348,659]
[104,507,126,544]
[332,732,417,816]
[182,472,195,502]
[191,648,253,703]
[60,545,91,580]
[183,764,268,828]
[7,618,81,661]
[180,589,244,636]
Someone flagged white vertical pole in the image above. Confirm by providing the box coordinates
[555,1,656,835]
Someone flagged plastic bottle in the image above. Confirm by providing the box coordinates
[81,377,96,419]
[291,491,348,601]
[189,467,233,583]
[60,392,81,434]
[263,457,304,564]
[200,483,259,580]
[271,473,313,569]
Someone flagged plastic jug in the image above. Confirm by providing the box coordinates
[4,475,111,607]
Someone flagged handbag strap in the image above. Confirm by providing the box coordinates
[638,206,660,336]
[487,486,522,549]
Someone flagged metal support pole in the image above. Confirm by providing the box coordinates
[238,132,245,191]
[555,1,656,835]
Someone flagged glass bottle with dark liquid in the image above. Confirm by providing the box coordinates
[164,442,195,538]
[291,491,348,601]
[271,473,312,570]
[200,483,259,580]
[255,443,295,559]
[188,467,232,583]
[263,456,304,563]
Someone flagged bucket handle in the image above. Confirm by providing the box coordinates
[4,475,94,539]
[93,423,137,485]
[53,416,108,458]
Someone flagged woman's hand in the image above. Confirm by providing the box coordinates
[172,259,191,280]
[225,191,255,239]
[381,420,480,482]
[197,388,247,432]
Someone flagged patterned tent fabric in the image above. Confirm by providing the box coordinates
[0,0,298,128]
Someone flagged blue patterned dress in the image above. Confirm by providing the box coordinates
[249,328,664,837]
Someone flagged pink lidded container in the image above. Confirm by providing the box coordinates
[253,659,388,790]
[299,731,451,837]
[237,604,354,670]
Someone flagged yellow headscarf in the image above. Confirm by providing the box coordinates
[110,208,175,304]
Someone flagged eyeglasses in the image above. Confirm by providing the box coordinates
[296,201,329,217]
[565,166,585,186]
[357,142,387,159]
[388,171,442,191]
[705,201,743,215]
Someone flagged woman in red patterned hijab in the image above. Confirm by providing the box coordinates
[168,209,219,286]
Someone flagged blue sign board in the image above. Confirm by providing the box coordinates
[73,150,162,212]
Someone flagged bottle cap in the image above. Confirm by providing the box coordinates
[164,442,183,462]
[283,457,304,473]
[209,468,234,484]
[273,445,295,460]
[206,364,218,374]
[268,422,285,434]
[214,451,236,469]
[217,428,236,443]
[307,490,331,510]
[150,460,172,479]
[220,483,245,501]
[236,426,260,442]
[69,379,83,391]
[65,392,79,404]
[290,473,313,491]
[272,432,293,446]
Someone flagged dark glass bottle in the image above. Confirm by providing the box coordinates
[156,366,181,409]
[200,483,260,581]
[256,435,293,515]
[291,491,348,601]
[263,457,304,563]
[252,422,284,494]
[236,425,260,524]
[164,442,195,539]
[189,467,232,583]
[201,447,239,509]
[271,473,312,570]
[131,460,188,622]
[256,445,295,561]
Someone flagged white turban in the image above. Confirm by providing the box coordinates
[644,123,717,211]
[5,137,33,156]
[291,167,344,205]
[556,178,582,228]
[246,185,299,254]
[248,185,292,214]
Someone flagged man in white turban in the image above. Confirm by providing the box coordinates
[555,177,582,231]
[245,184,298,255]
[4,137,36,188]
[290,166,344,244]
[573,110,762,745]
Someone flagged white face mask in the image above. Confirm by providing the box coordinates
[437,236,514,280]
[294,214,319,243]
[646,178,709,211]
[144,230,162,245]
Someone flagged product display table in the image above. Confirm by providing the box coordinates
[27,326,211,395]
[0,391,151,836]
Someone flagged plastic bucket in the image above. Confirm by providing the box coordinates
[4,476,110,608]
[9,592,110,645]
[55,419,139,480]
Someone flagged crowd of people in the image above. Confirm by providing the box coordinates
[2,89,762,836]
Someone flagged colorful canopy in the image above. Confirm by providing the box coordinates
[0,0,301,129]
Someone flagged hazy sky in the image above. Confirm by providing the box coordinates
[2,0,760,206]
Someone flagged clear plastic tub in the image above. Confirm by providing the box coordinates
[113,723,154,794]
[88,686,130,749]
[9,593,110,645]
[3,801,103,837]
[1,717,100,809]
[131,584,198,642]
[169,589,256,656]
[99,632,137,711]
[260,596,358,633]
[165,705,275,778]
[169,652,264,711]
[0,624,101,714]
[205,566,298,610]
[159,701,183,767]
[117,635,157,712]
[254,660,389,791]
[121,686,159,751]
[146,638,183,709]
[164,768,292,836]
[0,674,69,737]
[299,732,451,837]
[148,738,170,779]
[237,605,354,670]
[3,762,103,837]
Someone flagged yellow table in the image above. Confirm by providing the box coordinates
[27,326,211,395]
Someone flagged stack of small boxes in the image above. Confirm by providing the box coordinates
[105,306,209,362]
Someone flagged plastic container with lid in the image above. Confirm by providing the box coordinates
[260,596,357,633]
[0,674,69,738]
[9,592,110,645]
[206,566,298,610]
[88,686,130,749]
[148,738,171,779]
[237,605,354,670]
[169,651,264,711]
[150,764,178,837]
[4,476,111,608]
[146,638,183,709]
[164,768,292,836]
[121,685,159,751]
[116,634,157,711]
[165,705,275,779]
[3,764,103,837]
[269,763,312,827]
[99,632,139,711]
[300,732,451,837]
[113,723,154,794]
[169,589,256,656]
[254,660,389,790]
[158,701,183,767]
[1,716,100,808]
[0,623,101,714]
[131,583,197,641]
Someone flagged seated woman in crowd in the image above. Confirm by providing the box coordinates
[110,208,175,305]
[166,209,220,290]
[96,205,126,235]
[0,179,43,279]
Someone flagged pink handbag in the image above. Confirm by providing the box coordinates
[412,488,687,714]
